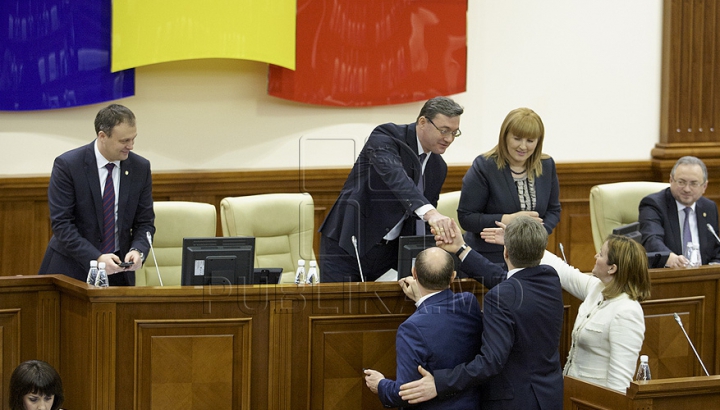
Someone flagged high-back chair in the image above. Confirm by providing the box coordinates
[436,190,465,234]
[135,201,217,286]
[589,181,669,252]
[220,193,316,283]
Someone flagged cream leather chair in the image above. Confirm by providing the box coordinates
[135,201,217,286]
[436,190,465,234]
[220,193,316,283]
[589,181,669,253]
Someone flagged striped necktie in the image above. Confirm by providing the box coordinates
[101,163,116,254]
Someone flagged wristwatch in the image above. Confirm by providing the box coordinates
[455,244,469,258]
[129,248,145,262]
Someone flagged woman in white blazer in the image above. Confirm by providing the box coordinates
[541,235,651,391]
[481,228,652,391]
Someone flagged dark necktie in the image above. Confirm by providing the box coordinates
[101,163,116,254]
[682,207,692,256]
[416,153,427,235]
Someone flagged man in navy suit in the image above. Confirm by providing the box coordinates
[364,247,483,410]
[399,216,564,409]
[639,156,720,268]
[319,97,464,282]
[39,104,155,286]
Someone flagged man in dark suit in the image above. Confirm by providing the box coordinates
[399,216,564,410]
[363,247,483,410]
[39,104,155,286]
[639,156,720,268]
[319,97,464,282]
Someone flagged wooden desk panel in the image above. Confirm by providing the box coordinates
[1,265,719,410]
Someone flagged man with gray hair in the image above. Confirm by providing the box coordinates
[398,216,564,410]
[639,156,720,267]
[364,247,483,409]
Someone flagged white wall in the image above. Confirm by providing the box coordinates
[0,0,663,176]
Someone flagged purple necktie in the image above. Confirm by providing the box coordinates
[416,153,427,235]
[101,163,116,254]
[682,207,692,256]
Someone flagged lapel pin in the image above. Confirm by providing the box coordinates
[125,170,129,175]
[703,212,707,217]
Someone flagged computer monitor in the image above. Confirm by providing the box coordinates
[181,237,255,286]
[397,235,436,279]
[611,222,642,244]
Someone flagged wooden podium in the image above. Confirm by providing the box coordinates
[1,263,720,410]
[564,375,720,409]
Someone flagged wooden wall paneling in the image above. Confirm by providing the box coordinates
[268,300,294,410]
[134,318,251,410]
[0,308,21,410]
[91,302,116,410]
[36,290,60,365]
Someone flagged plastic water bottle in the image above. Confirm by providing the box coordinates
[306,260,318,284]
[86,260,98,285]
[635,355,651,381]
[686,242,701,267]
[294,260,306,284]
[95,262,109,287]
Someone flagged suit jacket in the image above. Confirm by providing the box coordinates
[458,155,561,264]
[378,289,483,410]
[639,188,720,264]
[541,251,644,392]
[319,122,446,257]
[39,141,155,284]
[433,251,564,410]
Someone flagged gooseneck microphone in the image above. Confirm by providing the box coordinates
[351,235,365,282]
[146,231,164,286]
[559,243,568,263]
[707,224,720,245]
[673,312,709,376]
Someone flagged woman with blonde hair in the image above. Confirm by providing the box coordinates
[458,107,561,266]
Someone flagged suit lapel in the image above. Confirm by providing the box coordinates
[696,200,710,255]
[503,167,522,210]
[118,156,132,234]
[664,189,683,251]
[83,143,104,231]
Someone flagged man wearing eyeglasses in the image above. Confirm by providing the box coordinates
[319,96,463,282]
[639,156,720,268]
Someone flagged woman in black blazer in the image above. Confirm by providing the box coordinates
[458,107,561,265]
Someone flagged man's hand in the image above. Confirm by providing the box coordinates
[363,369,384,394]
[431,220,464,254]
[666,252,689,268]
[124,249,143,271]
[398,365,437,404]
[97,254,123,274]
[399,277,421,302]
[501,210,542,226]
[424,210,454,243]
[480,221,507,245]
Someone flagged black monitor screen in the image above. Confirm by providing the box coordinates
[397,235,435,279]
[181,237,255,286]
[611,222,641,244]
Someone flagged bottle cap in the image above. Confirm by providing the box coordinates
[640,355,648,362]
[98,262,106,268]
[90,260,98,267]
[310,260,317,267]
[298,260,305,266]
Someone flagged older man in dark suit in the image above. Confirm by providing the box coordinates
[364,247,483,409]
[319,97,464,282]
[639,156,720,268]
[39,104,155,286]
[399,216,564,409]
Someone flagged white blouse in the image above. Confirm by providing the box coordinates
[541,251,645,392]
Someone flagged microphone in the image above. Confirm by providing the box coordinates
[559,243,568,263]
[351,235,365,282]
[707,224,720,245]
[673,312,709,376]
[146,231,163,286]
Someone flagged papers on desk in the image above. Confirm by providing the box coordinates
[375,268,398,282]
